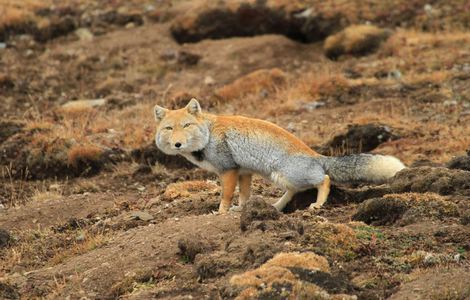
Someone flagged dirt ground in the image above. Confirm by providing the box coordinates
[1,0,470,299]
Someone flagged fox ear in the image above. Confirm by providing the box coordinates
[186,98,202,115]
[154,105,168,121]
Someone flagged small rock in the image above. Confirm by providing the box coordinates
[76,232,86,242]
[204,76,215,86]
[443,100,458,107]
[259,89,269,98]
[144,4,156,12]
[125,22,135,29]
[136,186,146,192]
[0,42,6,49]
[75,28,94,41]
[293,8,313,18]
[130,211,154,221]
[388,70,402,80]
[424,4,433,16]
[303,101,326,111]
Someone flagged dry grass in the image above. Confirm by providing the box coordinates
[50,231,109,265]
[0,227,109,275]
[31,190,63,202]
[215,68,287,101]
[264,252,330,273]
[67,144,103,167]
[324,24,392,59]
[230,251,357,299]
[230,252,329,288]
[304,222,360,259]
[0,0,49,29]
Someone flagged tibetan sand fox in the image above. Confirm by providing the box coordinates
[154,98,405,213]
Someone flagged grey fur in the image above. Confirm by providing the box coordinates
[317,154,404,183]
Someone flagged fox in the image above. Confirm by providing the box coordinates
[153,98,406,214]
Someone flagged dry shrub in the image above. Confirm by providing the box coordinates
[67,144,103,167]
[230,252,329,289]
[378,30,407,57]
[311,73,350,98]
[403,71,451,85]
[215,68,287,101]
[324,24,392,59]
[264,252,330,273]
[0,0,47,28]
[50,232,109,265]
[230,251,356,299]
[32,190,63,202]
[303,222,360,259]
[230,265,297,288]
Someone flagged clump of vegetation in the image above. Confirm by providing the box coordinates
[324,25,392,59]
[215,68,287,101]
[302,222,361,260]
[230,252,356,299]
[353,192,460,225]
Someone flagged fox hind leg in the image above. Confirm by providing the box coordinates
[273,190,295,212]
[230,174,252,212]
[219,170,239,214]
[309,175,330,210]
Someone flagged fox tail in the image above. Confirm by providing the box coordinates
[317,154,405,183]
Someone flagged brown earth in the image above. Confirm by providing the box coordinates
[1,0,469,299]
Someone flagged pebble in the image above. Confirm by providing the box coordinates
[75,28,94,42]
[204,76,215,86]
[0,42,6,49]
[130,211,154,221]
[76,232,86,242]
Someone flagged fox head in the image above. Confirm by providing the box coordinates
[154,98,210,155]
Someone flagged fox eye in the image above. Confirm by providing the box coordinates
[183,123,192,128]
[164,126,173,130]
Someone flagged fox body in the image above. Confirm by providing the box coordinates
[154,99,405,213]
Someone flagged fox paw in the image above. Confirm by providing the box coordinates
[309,203,322,210]
[272,204,284,212]
[218,206,229,214]
[229,205,243,212]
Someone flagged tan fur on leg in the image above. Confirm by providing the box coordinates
[309,175,330,210]
[273,190,295,212]
[238,174,252,207]
[219,170,238,213]
[230,174,252,212]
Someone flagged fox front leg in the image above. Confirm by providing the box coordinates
[219,170,239,214]
[230,174,252,212]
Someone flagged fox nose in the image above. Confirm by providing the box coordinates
[174,142,182,148]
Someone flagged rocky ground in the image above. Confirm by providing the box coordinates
[1,0,470,299]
